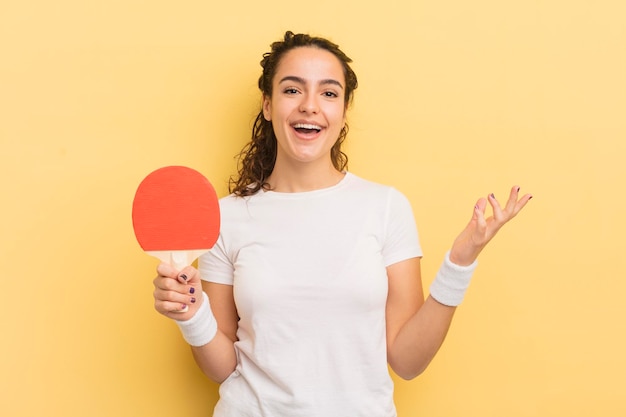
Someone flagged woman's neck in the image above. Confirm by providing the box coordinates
[267,159,345,193]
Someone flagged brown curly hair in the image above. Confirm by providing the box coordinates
[229,31,359,196]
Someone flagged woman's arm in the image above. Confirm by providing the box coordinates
[386,186,532,380]
[386,257,456,380]
[190,281,239,383]
[153,264,238,383]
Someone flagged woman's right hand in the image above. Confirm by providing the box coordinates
[153,263,204,321]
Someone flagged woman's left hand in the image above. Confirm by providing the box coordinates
[449,185,532,266]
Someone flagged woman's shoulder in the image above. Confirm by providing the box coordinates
[349,173,415,210]
[218,192,256,207]
[344,172,402,197]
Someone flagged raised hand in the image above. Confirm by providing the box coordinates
[449,186,532,266]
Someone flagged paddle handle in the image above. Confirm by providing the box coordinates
[146,249,210,270]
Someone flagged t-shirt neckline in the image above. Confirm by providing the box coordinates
[261,171,353,199]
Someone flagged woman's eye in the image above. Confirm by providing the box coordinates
[323,91,338,98]
[284,88,299,94]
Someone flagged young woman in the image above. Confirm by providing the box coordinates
[153,31,532,416]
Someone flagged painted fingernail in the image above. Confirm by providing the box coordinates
[516,186,521,192]
[490,193,495,199]
[180,274,188,281]
[189,287,195,294]
[190,297,196,304]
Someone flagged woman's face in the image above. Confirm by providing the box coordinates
[263,47,346,168]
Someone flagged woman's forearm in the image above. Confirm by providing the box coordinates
[388,296,456,380]
[191,331,238,383]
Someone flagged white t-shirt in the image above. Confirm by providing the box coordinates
[199,172,422,417]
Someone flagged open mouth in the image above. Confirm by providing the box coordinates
[293,123,322,134]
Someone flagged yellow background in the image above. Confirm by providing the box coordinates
[1,0,624,416]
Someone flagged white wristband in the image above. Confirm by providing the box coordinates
[175,292,218,347]
[429,251,478,307]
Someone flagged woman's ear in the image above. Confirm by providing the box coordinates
[262,95,271,121]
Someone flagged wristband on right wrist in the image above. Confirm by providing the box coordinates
[175,292,218,347]
[429,251,477,307]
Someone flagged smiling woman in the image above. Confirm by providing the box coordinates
[230,31,359,196]
[262,46,348,191]
[150,30,532,417]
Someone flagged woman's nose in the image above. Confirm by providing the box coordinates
[299,94,319,114]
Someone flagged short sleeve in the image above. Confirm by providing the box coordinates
[382,188,422,267]
[198,234,234,285]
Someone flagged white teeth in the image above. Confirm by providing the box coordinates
[293,123,322,130]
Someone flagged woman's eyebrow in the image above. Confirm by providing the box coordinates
[279,75,344,90]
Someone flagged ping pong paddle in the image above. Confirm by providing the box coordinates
[132,165,220,273]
